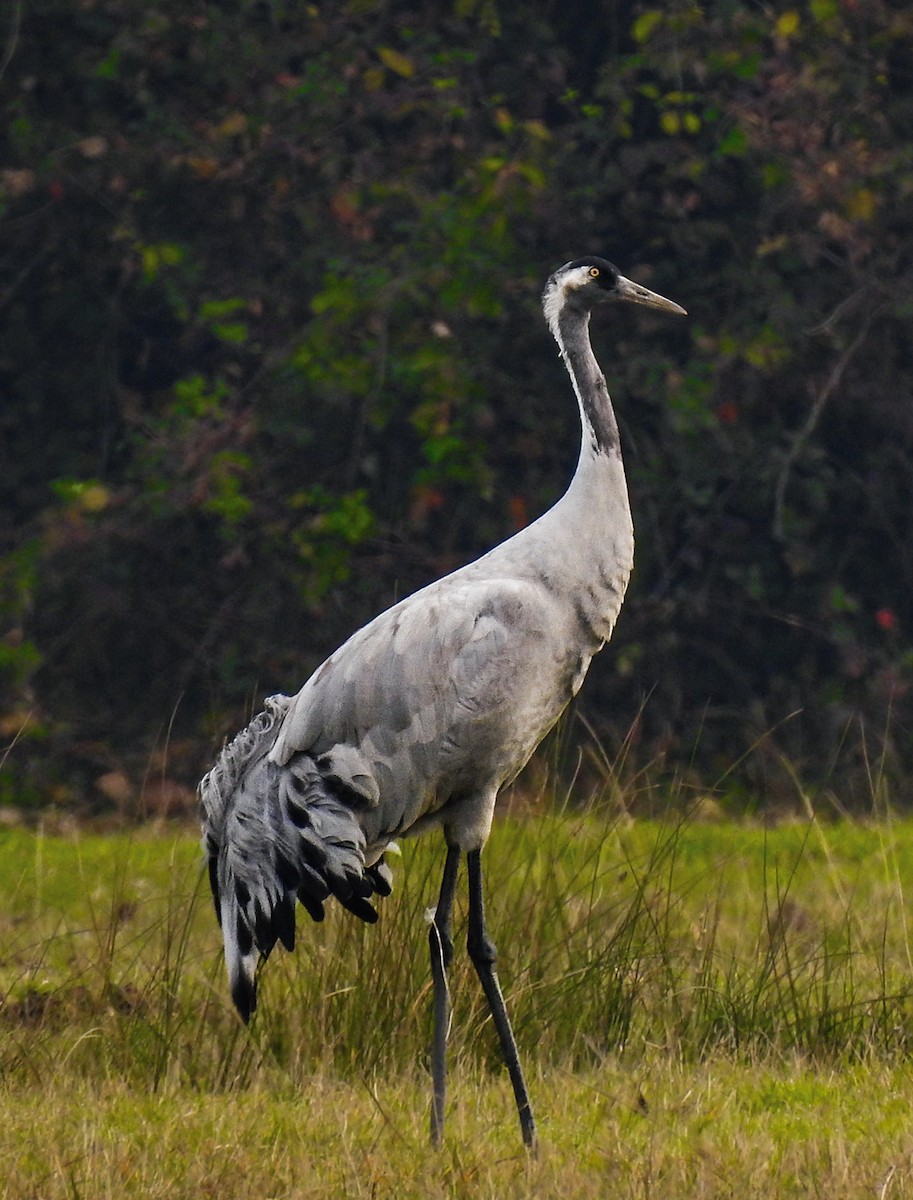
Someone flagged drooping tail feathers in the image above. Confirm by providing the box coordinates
[199,695,393,1022]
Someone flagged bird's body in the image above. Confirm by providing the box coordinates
[270,445,633,857]
[200,257,685,1148]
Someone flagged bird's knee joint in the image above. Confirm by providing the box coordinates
[468,930,497,967]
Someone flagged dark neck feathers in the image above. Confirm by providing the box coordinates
[556,304,620,457]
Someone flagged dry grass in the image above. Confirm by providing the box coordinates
[3,1059,913,1198]
[3,803,913,1196]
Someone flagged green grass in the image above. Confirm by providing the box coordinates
[3,804,913,1196]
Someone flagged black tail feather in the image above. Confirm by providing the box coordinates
[231,967,257,1024]
[199,696,394,1020]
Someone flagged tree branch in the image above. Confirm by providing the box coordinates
[772,318,873,541]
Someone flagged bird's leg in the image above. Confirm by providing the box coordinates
[466,848,537,1150]
[429,844,460,1147]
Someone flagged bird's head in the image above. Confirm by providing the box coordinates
[542,256,686,337]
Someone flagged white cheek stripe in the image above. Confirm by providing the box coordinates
[542,266,592,341]
[542,272,598,458]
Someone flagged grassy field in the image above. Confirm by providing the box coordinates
[2,802,913,1197]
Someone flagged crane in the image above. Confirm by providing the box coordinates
[200,257,686,1149]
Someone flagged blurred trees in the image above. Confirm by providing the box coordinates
[1,0,911,810]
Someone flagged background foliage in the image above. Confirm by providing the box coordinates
[1,0,912,810]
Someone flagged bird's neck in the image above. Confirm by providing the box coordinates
[538,301,633,648]
[554,305,621,463]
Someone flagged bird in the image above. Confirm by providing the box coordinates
[199,257,686,1150]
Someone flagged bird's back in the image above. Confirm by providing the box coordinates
[269,557,589,857]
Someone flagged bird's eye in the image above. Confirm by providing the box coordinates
[589,267,600,278]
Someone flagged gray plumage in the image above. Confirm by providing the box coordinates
[200,256,685,1148]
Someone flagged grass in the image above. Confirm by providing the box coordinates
[3,1060,913,1198]
[3,801,913,1196]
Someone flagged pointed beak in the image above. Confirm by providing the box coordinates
[615,274,687,316]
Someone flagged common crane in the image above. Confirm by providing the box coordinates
[200,257,686,1149]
